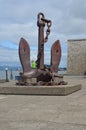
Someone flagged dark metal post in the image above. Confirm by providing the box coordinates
[5,68,9,82]
[36,13,52,70]
[10,69,13,80]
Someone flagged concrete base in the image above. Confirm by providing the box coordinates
[0,81,81,96]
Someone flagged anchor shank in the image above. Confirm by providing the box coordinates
[38,24,45,69]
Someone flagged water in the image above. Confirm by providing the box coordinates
[0,70,67,80]
[0,70,20,80]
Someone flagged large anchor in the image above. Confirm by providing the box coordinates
[18,12,62,85]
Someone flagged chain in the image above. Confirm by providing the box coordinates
[37,13,52,43]
[44,20,52,42]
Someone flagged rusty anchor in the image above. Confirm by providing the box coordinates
[18,12,64,86]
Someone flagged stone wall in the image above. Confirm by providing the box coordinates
[67,39,86,75]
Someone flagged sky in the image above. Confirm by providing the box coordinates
[0,0,86,67]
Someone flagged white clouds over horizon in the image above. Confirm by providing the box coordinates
[0,0,86,67]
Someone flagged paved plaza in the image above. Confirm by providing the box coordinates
[0,76,86,130]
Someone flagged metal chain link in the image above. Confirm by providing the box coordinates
[37,13,52,43]
[44,21,52,42]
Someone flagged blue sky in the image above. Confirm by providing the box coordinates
[0,0,86,67]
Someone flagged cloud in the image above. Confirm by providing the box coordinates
[0,41,18,49]
[0,46,19,62]
[69,0,86,20]
[0,0,86,67]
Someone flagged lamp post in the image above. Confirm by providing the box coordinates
[5,68,9,82]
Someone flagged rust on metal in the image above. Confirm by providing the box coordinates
[51,40,61,73]
[19,37,31,73]
[36,12,52,69]
[18,12,66,86]
[19,38,40,78]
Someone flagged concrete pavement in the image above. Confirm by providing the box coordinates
[0,76,86,130]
